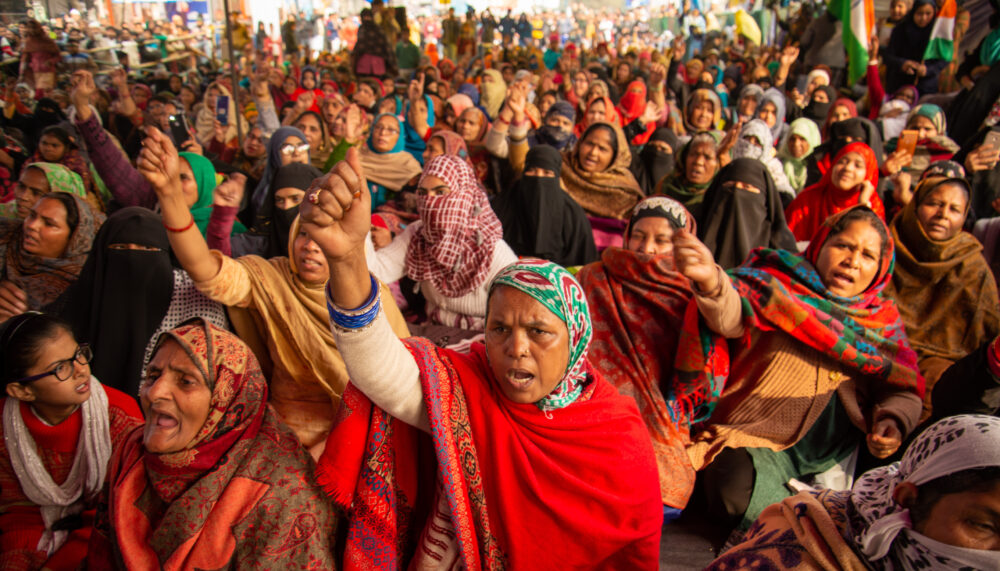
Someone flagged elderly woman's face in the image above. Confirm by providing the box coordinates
[485,286,570,404]
[140,338,213,454]
[372,116,400,153]
[815,220,882,298]
[685,141,718,185]
[628,217,675,256]
[909,114,938,140]
[455,109,482,142]
[585,99,607,125]
[906,481,1000,551]
[917,182,968,241]
[23,197,71,259]
[423,137,446,164]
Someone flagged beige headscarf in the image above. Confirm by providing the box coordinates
[194,82,249,146]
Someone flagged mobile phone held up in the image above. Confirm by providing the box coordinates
[984,129,1000,152]
[898,130,919,157]
[168,114,190,147]
[216,94,230,126]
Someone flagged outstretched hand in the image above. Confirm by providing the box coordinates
[299,146,371,263]
[673,229,719,293]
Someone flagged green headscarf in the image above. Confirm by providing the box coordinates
[980,27,1000,68]
[488,258,593,412]
[179,152,246,236]
[28,162,87,198]
[778,118,822,193]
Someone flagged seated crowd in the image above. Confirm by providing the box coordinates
[4,2,1000,568]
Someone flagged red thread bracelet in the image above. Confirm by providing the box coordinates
[163,216,196,233]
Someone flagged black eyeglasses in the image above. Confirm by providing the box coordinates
[13,344,93,384]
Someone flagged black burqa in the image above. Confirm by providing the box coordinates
[59,207,174,398]
[698,158,798,269]
[491,145,598,267]
[237,162,323,258]
[632,127,678,195]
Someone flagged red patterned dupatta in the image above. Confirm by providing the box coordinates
[89,320,336,570]
[674,207,924,426]
[317,337,662,570]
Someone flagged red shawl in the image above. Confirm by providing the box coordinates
[574,95,622,138]
[577,247,696,509]
[822,98,859,140]
[618,80,655,145]
[785,142,885,241]
[317,338,662,570]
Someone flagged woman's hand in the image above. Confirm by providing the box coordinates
[673,229,720,293]
[213,118,226,143]
[181,137,203,156]
[641,101,662,126]
[0,280,28,319]
[867,417,903,459]
[890,171,913,206]
[648,62,667,89]
[213,172,246,208]
[344,104,363,143]
[295,90,316,113]
[70,70,96,121]
[884,149,913,176]
[109,67,128,91]
[137,127,183,200]
[408,72,424,102]
[965,142,1000,173]
[858,180,876,208]
[299,146,371,263]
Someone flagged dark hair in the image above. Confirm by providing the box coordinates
[823,206,890,266]
[579,123,618,164]
[294,110,328,142]
[0,313,73,384]
[909,467,1000,528]
[40,192,80,237]
[40,125,73,149]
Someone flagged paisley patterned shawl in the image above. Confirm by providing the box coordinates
[673,206,924,425]
[92,319,336,570]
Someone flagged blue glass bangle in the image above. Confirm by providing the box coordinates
[327,275,381,330]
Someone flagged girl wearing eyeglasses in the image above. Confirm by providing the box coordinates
[0,312,142,570]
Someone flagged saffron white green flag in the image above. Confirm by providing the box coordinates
[924,0,957,62]
[828,0,874,85]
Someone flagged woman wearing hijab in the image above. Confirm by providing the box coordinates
[26,126,100,211]
[0,312,142,571]
[492,145,597,267]
[442,92,474,128]
[0,192,101,315]
[2,163,88,220]
[60,208,227,398]
[618,80,656,145]
[787,142,885,240]
[883,170,1000,419]
[885,103,961,175]
[655,133,721,220]
[802,84,837,125]
[708,415,1000,570]
[479,69,506,120]
[806,116,887,188]
[248,126,311,220]
[573,95,621,138]
[180,152,246,238]
[683,88,724,141]
[193,82,248,148]
[561,121,643,219]
[779,118,823,194]
[754,87,788,145]
[576,196,699,514]
[302,164,662,565]
[633,127,678,195]
[699,158,798,269]
[729,118,796,201]
[884,0,950,95]
[138,128,410,456]
[728,84,764,128]
[676,206,923,530]
[87,319,338,569]
[822,97,859,140]
[293,110,334,171]
[18,20,59,98]
[360,114,422,208]
[365,153,517,330]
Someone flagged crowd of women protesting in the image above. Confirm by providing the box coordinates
[3,0,1000,567]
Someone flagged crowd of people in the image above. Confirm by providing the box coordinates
[2,0,1000,568]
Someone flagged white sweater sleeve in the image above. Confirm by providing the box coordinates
[332,309,430,433]
[365,223,417,284]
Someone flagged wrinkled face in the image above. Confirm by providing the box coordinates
[331,110,348,139]
[292,228,329,284]
[578,127,615,173]
[909,114,938,140]
[757,101,778,129]
[685,141,718,185]
[628,217,675,256]
[545,113,574,133]
[422,137,446,164]
[689,100,715,131]
[15,327,92,410]
[815,220,883,298]
[916,182,968,241]
[913,482,1000,551]
[830,104,853,123]
[141,338,213,454]
[485,286,570,405]
[456,109,482,142]
[23,197,71,259]
[830,152,868,192]
[371,115,400,153]
[788,134,811,159]
[294,115,324,149]
[279,135,309,166]
[585,99,607,125]
[39,134,67,162]
[15,167,50,219]
[913,4,935,27]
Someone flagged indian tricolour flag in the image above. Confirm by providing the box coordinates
[924,0,958,61]
[828,0,874,85]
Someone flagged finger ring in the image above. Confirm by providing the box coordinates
[309,190,321,204]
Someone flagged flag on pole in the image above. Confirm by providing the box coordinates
[923,0,957,61]
[828,0,875,85]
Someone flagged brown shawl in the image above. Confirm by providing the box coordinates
[884,177,1000,412]
[560,121,644,220]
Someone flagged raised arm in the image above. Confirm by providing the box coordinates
[136,126,222,283]
[673,228,744,338]
[299,148,428,432]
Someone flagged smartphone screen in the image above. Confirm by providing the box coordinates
[169,115,190,147]
[216,95,230,126]
[898,130,919,156]
[985,129,1000,151]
